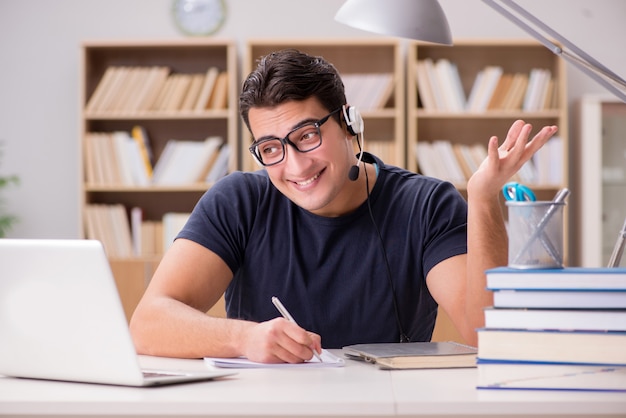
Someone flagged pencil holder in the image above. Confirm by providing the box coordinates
[506,201,565,269]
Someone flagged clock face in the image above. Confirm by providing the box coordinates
[172,0,227,36]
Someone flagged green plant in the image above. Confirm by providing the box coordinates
[0,143,19,237]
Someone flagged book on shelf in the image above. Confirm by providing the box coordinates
[483,307,626,332]
[129,207,164,258]
[532,136,563,185]
[341,73,394,111]
[342,341,477,370]
[84,132,116,185]
[523,68,553,111]
[110,131,136,186]
[114,67,144,112]
[486,73,514,110]
[130,206,143,257]
[208,71,229,110]
[414,142,444,180]
[151,74,177,111]
[485,266,626,290]
[162,212,191,253]
[85,65,117,113]
[164,73,193,111]
[133,66,170,112]
[205,143,231,183]
[422,58,447,110]
[151,136,223,186]
[432,140,466,184]
[414,60,437,111]
[85,131,151,187]
[130,125,154,180]
[92,66,127,113]
[415,58,466,112]
[466,65,503,112]
[179,73,205,111]
[83,132,100,185]
[477,360,626,392]
[477,329,626,365]
[500,72,529,111]
[83,204,133,259]
[141,220,163,257]
[194,66,220,111]
[434,59,465,112]
[414,140,493,184]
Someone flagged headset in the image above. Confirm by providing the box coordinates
[342,105,365,181]
[343,104,411,343]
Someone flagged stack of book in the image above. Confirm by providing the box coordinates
[477,266,626,392]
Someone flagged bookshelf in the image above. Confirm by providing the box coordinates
[407,39,570,261]
[240,38,405,172]
[577,95,626,267]
[80,39,238,320]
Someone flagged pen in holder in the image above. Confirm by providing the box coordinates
[507,188,569,269]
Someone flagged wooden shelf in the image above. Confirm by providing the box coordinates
[407,39,569,262]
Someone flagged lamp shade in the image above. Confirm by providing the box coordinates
[335,0,452,45]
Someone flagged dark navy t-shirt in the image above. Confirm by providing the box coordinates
[178,153,468,348]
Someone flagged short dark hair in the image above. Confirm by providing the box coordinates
[239,49,346,134]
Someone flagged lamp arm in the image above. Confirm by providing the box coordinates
[482,0,626,103]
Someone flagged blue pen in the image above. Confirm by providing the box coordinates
[271,296,323,363]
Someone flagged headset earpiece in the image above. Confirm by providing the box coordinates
[342,105,364,136]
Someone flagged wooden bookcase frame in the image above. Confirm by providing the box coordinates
[80,39,238,320]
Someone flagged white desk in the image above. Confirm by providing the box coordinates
[1,352,625,417]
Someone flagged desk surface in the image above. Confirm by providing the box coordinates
[1,352,625,417]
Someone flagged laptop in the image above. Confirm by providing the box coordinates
[0,238,236,386]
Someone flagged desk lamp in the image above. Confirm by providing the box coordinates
[335,0,626,266]
[335,0,626,102]
[334,0,453,46]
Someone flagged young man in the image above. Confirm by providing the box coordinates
[130,49,558,363]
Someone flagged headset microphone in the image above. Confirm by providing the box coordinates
[348,144,363,181]
[343,105,364,182]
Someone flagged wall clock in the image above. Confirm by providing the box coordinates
[172,0,227,36]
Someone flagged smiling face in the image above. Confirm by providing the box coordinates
[248,98,363,217]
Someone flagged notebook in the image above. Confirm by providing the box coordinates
[0,238,236,386]
[342,341,477,369]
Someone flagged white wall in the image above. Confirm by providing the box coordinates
[0,0,624,240]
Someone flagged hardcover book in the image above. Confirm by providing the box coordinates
[477,329,626,365]
[477,360,626,392]
[492,289,626,309]
[483,307,626,332]
[485,267,626,290]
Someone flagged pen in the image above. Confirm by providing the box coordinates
[271,296,323,363]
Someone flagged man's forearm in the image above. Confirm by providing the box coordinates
[465,194,507,344]
[130,297,251,359]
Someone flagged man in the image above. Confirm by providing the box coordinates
[130,49,558,363]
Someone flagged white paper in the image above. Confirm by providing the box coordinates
[204,349,345,368]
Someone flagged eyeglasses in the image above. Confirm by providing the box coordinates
[249,107,341,167]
